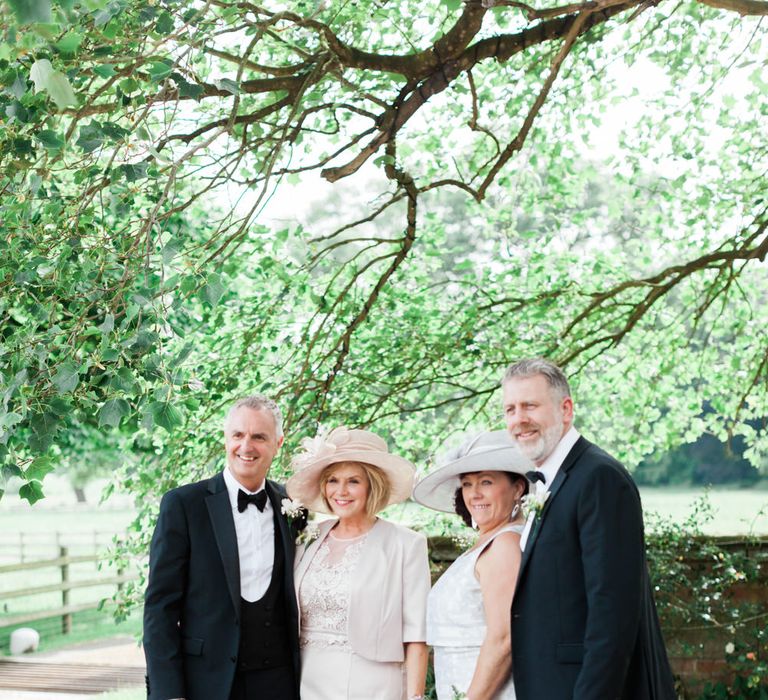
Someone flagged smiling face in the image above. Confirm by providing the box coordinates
[224,406,283,491]
[460,471,525,533]
[502,373,573,466]
[322,463,371,524]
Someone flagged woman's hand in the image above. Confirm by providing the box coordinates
[404,641,429,699]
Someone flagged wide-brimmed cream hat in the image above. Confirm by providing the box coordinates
[412,430,534,513]
[286,427,416,514]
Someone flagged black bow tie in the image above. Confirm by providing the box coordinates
[237,489,268,513]
[526,470,546,485]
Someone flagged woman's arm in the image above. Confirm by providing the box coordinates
[401,530,431,697]
[404,641,429,698]
[466,531,522,700]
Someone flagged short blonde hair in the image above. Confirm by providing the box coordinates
[319,461,391,517]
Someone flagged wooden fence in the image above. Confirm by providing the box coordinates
[0,546,138,635]
[0,530,123,563]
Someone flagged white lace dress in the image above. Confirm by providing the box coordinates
[299,531,406,700]
[427,524,524,700]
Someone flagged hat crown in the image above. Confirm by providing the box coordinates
[291,426,389,473]
[327,427,387,453]
[441,430,516,466]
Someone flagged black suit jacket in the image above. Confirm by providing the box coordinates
[511,437,675,700]
[143,472,300,700]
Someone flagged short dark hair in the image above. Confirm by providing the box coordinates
[502,357,571,400]
[453,472,529,527]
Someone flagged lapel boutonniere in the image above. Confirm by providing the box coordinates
[281,497,312,544]
[522,486,550,519]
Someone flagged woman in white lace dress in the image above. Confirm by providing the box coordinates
[287,427,430,700]
[413,431,533,700]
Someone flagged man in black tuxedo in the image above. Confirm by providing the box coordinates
[143,395,300,700]
[504,358,676,699]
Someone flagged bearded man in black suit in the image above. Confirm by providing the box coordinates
[143,395,300,700]
[503,358,676,699]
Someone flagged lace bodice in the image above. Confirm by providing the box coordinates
[299,531,368,649]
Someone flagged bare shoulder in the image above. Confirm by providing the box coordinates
[476,530,522,575]
[482,530,521,557]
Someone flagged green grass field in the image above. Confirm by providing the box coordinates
[639,486,768,535]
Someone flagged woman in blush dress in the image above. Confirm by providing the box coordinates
[412,431,533,700]
[286,427,430,700]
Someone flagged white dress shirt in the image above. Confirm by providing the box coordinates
[222,468,275,601]
[520,426,581,551]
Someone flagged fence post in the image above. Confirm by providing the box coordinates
[60,546,71,634]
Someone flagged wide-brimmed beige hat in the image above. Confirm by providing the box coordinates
[412,430,534,513]
[286,427,416,514]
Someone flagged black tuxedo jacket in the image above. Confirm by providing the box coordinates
[143,472,300,700]
[511,437,676,700]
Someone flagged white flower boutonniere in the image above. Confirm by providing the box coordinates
[281,497,304,520]
[281,497,312,544]
[522,488,550,519]
[296,521,320,547]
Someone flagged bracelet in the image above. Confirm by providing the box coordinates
[408,696,425,700]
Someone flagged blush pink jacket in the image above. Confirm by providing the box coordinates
[294,517,430,662]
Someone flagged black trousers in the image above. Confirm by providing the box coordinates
[229,664,297,700]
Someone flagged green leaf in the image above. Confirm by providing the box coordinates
[155,11,174,34]
[441,0,462,11]
[29,59,55,92]
[150,401,183,432]
[108,367,137,392]
[0,412,23,428]
[5,101,30,123]
[119,77,139,94]
[19,480,45,505]
[214,78,239,95]
[170,343,193,369]
[29,59,78,109]
[25,455,55,481]
[36,129,65,152]
[76,122,105,152]
[94,1,125,27]
[93,64,117,78]
[31,411,60,437]
[199,273,225,307]
[55,31,84,55]
[173,74,203,100]
[115,162,149,182]
[10,71,27,99]
[2,465,23,480]
[148,61,173,82]
[98,398,130,427]
[101,121,128,140]
[8,0,51,23]
[98,313,115,333]
[52,360,80,392]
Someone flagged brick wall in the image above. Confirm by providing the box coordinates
[427,535,768,698]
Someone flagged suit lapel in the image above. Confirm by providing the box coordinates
[518,436,591,579]
[205,473,240,617]
[265,481,295,597]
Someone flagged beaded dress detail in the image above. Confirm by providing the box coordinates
[300,532,368,650]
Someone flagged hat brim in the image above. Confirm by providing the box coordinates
[412,445,533,513]
[286,449,416,515]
